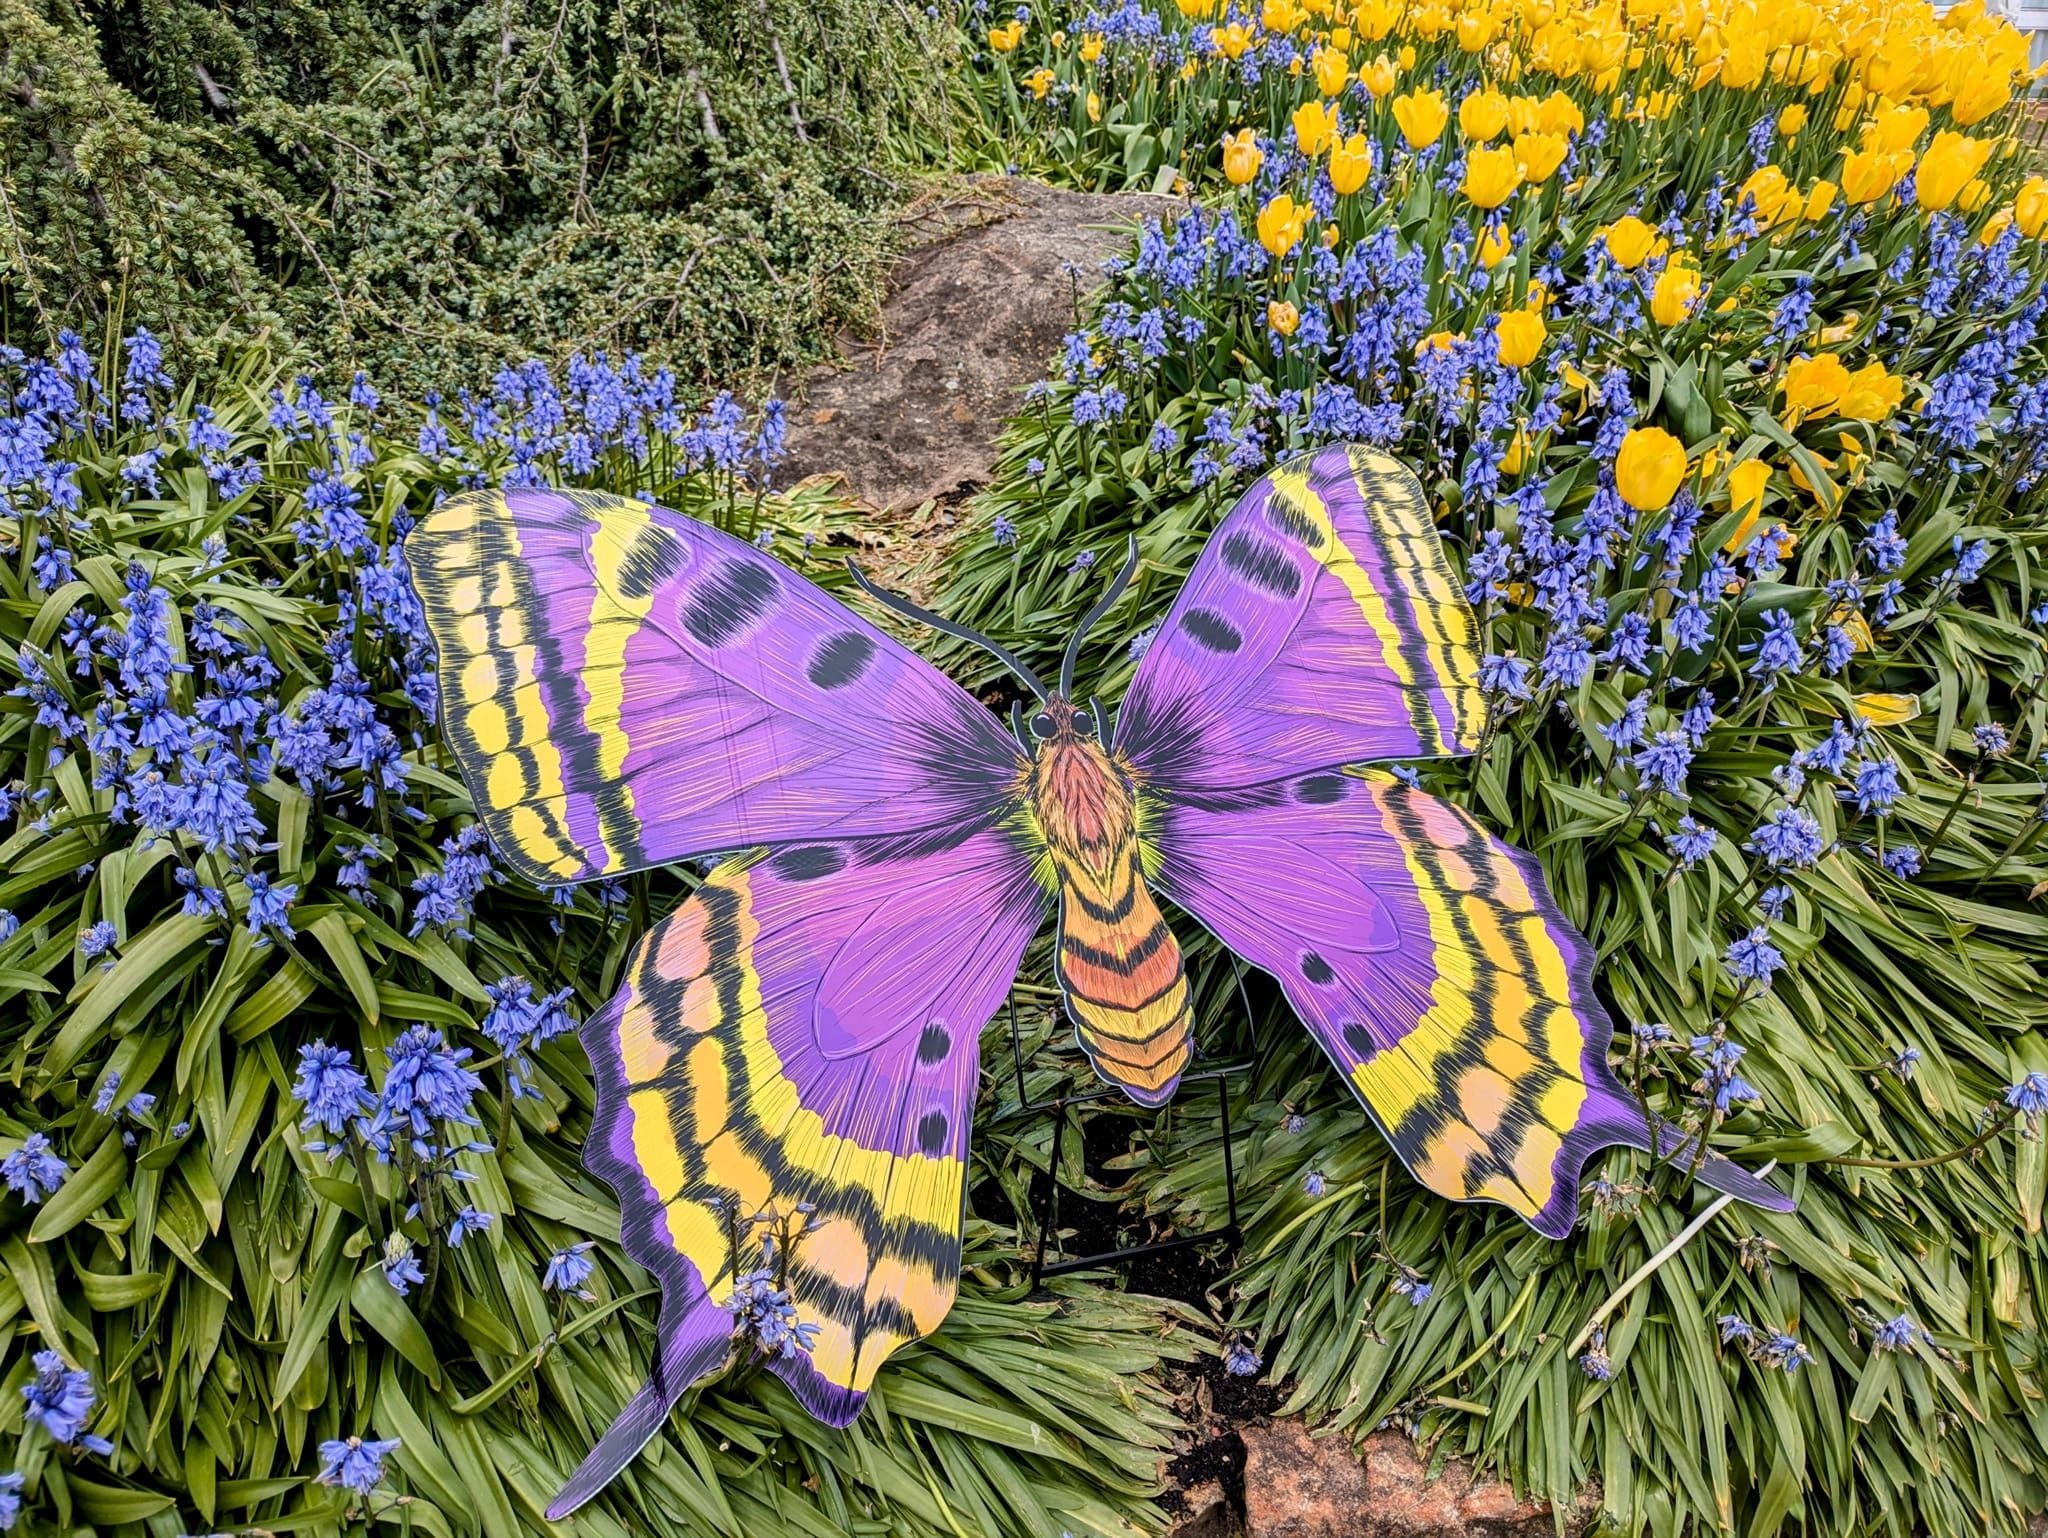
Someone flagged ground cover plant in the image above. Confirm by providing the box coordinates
[934,0,2048,1533]
[0,0,959,389]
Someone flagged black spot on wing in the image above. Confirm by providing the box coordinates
[915,1022,950,1065]
[1221,530,1303,599]
[682,559,778,646]
[614,528,690,601]
[1263,488,1325,549]
[808,630,877,690]
[1301,951,1335,985]
[1342,1020,1377,1060]
[768,845,847,882]
[1296,774,1348,805]
[916,1110,949,1156]
[1181,607,1243,654]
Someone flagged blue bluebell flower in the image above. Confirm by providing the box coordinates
[318,1434,401,1495]
[2,1134,67,1203]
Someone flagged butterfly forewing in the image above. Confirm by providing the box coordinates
[409,488,1027,884]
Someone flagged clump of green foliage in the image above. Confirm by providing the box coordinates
[0,0,958,388]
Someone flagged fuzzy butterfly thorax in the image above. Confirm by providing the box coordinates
[1024,698,1195,1106]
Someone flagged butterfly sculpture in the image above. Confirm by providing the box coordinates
[407,443,1790,1517]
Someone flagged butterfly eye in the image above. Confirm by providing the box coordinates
[1072,707,1096,738]
[1030,712,1057,739]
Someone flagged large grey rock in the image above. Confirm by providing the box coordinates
[778,176,1175,512]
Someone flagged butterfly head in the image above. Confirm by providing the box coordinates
[1025,695,1099,746]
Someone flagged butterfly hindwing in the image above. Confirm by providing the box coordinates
[408,487,1026,884]
[1155,772,1790,1236]
[1116,444,1484,792]
[553,824,1047,1516]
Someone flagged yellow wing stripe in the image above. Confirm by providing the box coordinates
[1264,453,1483,758]
[578,508,659,869]
[1347,447,1486,749]
[1349,777,1585,1218]
[415,493,584,880]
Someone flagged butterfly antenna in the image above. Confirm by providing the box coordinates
[846,560,1051,701]
[1060,536,1141,699]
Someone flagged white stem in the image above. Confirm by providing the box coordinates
[1568,1161,1778,1355]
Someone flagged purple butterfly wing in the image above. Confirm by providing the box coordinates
[408,487,1024,885]
[1116,444,1484,791]
[1119,444,1788,1234]
[1152,772,1791,1237]
[551,825,1047,1516]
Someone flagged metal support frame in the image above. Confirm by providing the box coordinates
[1007,959,1259,1287]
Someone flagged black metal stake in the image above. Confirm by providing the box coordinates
[1011,959,1258,1289]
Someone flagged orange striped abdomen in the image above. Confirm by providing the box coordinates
[1054,842,1193,1105]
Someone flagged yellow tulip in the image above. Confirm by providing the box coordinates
[1601,214,1660,270]
[1839,146,1907,206]
[1614,426,1687,513]
[1398,42,1417,70]
[1359,53,1399,96]
[1416,329,1464,355]
[1537,90,1585,139]
[1514,130,1569,185]
[1267,300,1301,337]
[1804,180,1838,221]
[1724,458,1773,551]
[1500,428,1534,475]
[1739,165,1802,228]
[1837,362,1903,423]
[1495,308,1547,368]
[988,19,1024,51]
[1776,104,1808,138]
[1721,34,1766,88]
[1392,88,1449,148]
[1455,8,1497,50]
[1781,353,1851,418]
[1460,88,1510,143]
[1463,145,1523,209]
[1949,66,2011,127]
[1314,46,1351,97]
[1222,127,1264,186]
[1023,67,1055,99]
[1174,0,1218,16]
[1865,103,1929,155]
[1079,31,1104,62]
[1650,254,1702,326]
[1292,99,1339,157]
[1256,194,1309,258]
[2016,176,2048,239]
[1328,132,1373,196]
[1211,22,1253,58]
[1477,222,1513,269]
[1957,179,1991,215]
[1915,132,1993,213]
[1853,692,1922,727]
[1086,89,1101,123]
